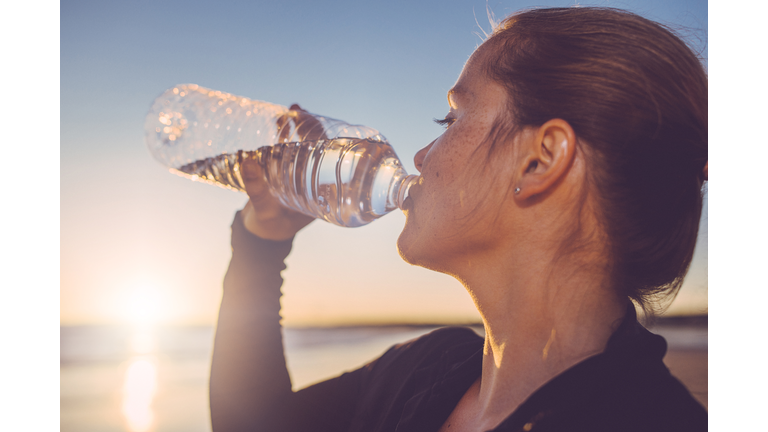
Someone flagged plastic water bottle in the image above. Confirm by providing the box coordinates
[144,84,418,227]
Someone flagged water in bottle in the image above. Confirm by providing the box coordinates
[145,84,417,227]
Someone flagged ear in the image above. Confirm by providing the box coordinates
[514,119,576,199]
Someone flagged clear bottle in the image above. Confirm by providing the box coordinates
[144,84,418,227]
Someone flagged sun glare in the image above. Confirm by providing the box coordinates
[124,284,165,325]
[122,357,158,432]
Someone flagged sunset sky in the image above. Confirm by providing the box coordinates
[60,0,709,327]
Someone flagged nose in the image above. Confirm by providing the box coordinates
[413,140,435,173]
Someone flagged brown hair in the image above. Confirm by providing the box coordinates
[482,7,707,314]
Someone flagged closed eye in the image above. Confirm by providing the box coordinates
[433,116,456,129]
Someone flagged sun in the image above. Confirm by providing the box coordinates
[123,283,165,326]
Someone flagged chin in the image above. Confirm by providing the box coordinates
[396,230,445,273]
[397,217,456,272]
[397,229,432,268]
[396,231,417,265]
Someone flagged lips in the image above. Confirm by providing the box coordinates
[407,181,421,199]
[400,182,419,211]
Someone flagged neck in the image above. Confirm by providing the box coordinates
[459,247,626,430]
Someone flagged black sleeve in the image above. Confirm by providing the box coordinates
[209,211,365,432]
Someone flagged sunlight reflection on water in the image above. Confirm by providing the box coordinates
[122,356,157,432]
[122,325,159,432]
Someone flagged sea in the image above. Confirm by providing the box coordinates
[61,322,707,432]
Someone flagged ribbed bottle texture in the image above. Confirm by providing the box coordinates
[145,84,417,227]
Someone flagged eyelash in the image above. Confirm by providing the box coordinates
[433,116,456,129]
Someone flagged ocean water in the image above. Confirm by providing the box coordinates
[60,323,706,432]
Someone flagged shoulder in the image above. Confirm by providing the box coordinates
[606,361,707,430]
[378,326,482,367]
[528,354,707,432]
[521,314,707,432]
[568,332,707,431]
[395,326,482,352]
[593,323,707,431]
[587,372,707,432]
[359,326,482,383]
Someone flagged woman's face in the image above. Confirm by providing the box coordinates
[397,48,520,272]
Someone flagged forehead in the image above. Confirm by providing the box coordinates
[447,49,492,108]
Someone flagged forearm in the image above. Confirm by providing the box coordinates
[209,210,295,431]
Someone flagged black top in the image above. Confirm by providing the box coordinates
[210,211,707,432]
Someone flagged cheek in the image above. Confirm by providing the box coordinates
[412,115,509,216]
[419,161,464,219]
[418,154,484,223]
[420,132,471,188]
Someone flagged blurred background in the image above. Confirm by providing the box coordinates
[58,0,707,431]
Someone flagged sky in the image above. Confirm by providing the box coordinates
[59,0,709,326]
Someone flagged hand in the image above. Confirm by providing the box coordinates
[276,104,328,143]
[240,159,315,241]
[240,104,324,240]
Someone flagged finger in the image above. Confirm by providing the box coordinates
[241,155,264,180]
[276,104,327,142]
[295,117,317,138]
[240,159,272,198]
[277,109,299,142]
[290,109,327,141]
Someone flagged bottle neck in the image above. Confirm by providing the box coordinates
[395,175,419,210]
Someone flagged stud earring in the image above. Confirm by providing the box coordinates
[514,187,521,195]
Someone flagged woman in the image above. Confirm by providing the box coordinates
[210,7,707,432]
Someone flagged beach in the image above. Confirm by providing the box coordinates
[61,322,707,432]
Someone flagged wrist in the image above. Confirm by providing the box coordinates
[240,202,312,241]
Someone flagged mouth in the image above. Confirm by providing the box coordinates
[395,175,419,210]
[399,183,419,214]
[401,195,413,211]
[405,181,420,201]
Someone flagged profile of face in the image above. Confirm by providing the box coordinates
[397,46,521,274]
